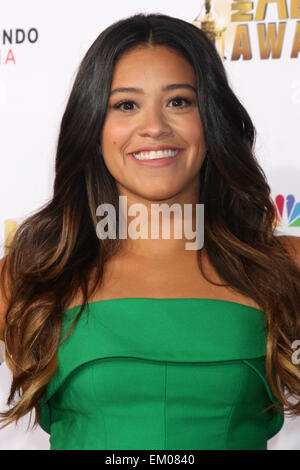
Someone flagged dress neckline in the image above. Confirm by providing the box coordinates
[64,297,264,314]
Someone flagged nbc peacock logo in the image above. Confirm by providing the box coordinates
[274,194,300,228]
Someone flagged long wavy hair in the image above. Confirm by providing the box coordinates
[1,12,300,431]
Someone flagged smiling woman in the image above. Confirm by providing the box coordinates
[1,12,300,450]
[101,45,206,201]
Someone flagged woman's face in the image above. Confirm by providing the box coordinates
[101,45,207,202]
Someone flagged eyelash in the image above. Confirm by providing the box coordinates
[112,96,193,111]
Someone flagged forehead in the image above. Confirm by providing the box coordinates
[111,45,196,86]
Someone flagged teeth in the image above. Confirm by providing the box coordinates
[132,149,180,160]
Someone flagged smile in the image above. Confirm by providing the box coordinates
[128,148,184,168]
[132,149,180,160]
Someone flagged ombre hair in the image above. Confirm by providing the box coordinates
[1,12,300,430]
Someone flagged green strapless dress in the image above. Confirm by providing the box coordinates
[39,298,284,450]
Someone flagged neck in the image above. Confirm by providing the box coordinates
[115,189,203,261]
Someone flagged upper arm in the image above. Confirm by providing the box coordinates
[0,256,10,342]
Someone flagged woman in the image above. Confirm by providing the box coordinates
[0,13,300,450]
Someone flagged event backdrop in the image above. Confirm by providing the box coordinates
[0,0,300,450]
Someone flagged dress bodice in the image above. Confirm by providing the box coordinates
[39,298,284,450]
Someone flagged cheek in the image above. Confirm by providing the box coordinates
[102,117,131,154]
[183,115,206,146]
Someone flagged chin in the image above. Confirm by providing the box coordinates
[138,189,180,202]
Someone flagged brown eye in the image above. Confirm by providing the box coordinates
[113,100,137,111]
[168,97,192,107]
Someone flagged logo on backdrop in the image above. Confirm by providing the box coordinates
[0,28,38,65]
[230,0,300,60]
[274,194,300,227]
[193,0,300,60]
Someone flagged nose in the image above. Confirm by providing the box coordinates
[137,105,173,138]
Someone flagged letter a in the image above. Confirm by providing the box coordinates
[231,25,252,60]
[255,0,288,21]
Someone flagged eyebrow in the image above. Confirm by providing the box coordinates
[110,83,197,96]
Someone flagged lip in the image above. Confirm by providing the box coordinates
[128,145,185,155]
[127,148,185,168]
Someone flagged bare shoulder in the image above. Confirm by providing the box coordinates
[0,256,10,341]
[277,235,300,267]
